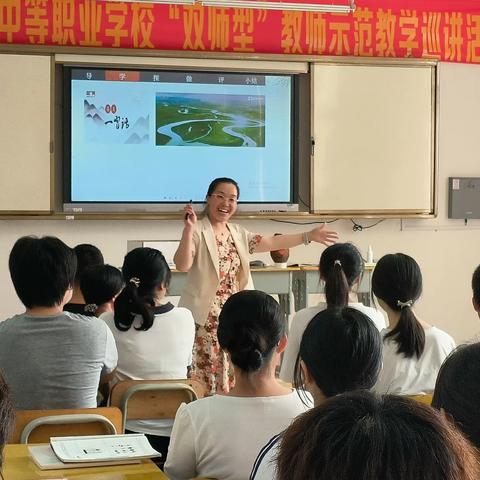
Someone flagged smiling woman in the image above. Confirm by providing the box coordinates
[174,177,338,395]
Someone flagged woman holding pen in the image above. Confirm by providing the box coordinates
[174,177,338,394]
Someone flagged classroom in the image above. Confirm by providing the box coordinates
[0,0,480,478]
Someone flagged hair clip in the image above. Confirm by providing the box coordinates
[129,277,140,287]
[84,303,98,313]
[397,299,414,309]
[334,259,342,267]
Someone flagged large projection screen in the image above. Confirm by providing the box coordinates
[311,61,436,215]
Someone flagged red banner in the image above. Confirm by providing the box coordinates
[1,0,480,63]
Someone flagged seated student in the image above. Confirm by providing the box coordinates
[64,243,104,314]
[276,391,479,480]
[80,264,123,318]
[280,243,385,382]
[250,307,382,480]
[0,236,117,409]
[468,264,480,342]
[372,253,455,395]
[102,247,195,459]
[164,290,307,480]
[432,343,480,449]
[0,374,14,470]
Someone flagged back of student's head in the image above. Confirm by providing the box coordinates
[9,236,77,309]
[114,247,171,331]
[471,264,480,309]
[372,253,424,359]
[73,244,104,284]
[80,265,124,316]
[319,243,364,308]
[277,390,480,480]
[294,308,382,398]
[0,374,14,468]
[217,290,285,373]
[432,344,480,449]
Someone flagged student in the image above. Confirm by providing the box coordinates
[432,343,480,449]
[0,374,14,471]
[251,307,382,480]
[80,264,123,318]
[0,236,117,409]
[64,243,104,314]
[164,290,307,480]
[280,243,385,382]
[469,264,480,342]
[372,253,455,395]
[276,391,479,480]
[102,247,195,458]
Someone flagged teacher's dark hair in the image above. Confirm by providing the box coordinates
[294,308,382,402]
[114,247,171,332]
[0,373,14,468]
[372,253,425,359]
[277,391,480,480]
[432,344,480,449]
[206,177,240,199]
[218,290,285,373]
[319,243,364,308]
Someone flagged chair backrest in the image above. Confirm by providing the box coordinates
[10,407,123,444]
[109,379,204,432]
[409,394,434,405]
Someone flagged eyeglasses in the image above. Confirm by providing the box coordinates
[210,193,238,204]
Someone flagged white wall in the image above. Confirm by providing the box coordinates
[1,61,479,343]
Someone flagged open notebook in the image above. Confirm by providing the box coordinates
[29,433,160,470]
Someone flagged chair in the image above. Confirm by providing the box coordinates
[10,407,123,444]
[409,394,433,405]
[109,379,204,432]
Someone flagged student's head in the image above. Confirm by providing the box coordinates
[9,236,77,309]
[319,243,364,308]
[471,264,480,314]
[73,244,104,285]
[372,253,424,359]
[0,374,14,468]
[432,344,480,449]
[114,247,171,331]
[80,265,124,316]
[294,308,382,403]
[205,177,240,222]
[218,290,286,373]
[277,391,480,480]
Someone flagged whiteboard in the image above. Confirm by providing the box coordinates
[311,62,436,215]
[0,54,51,212]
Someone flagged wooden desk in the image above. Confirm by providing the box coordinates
[2,444,167,480]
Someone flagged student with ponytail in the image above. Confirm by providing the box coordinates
[102,247,195,458]
[280,243,385,382]
[165,290,307,480]
[372,253,455,395]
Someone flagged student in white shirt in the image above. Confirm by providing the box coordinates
[250,307,383,480]
[103,247,195,459]
[280,243,386,382]
[372,253,455,395]
[164,290,307,480]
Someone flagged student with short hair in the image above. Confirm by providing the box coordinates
[251,307,382,480]
[432,343,480,449]
[372,253,455,395]
[102,247,195,458]
[0,236,117,409]
[280,243,386,382]
[80,264,123,318]
[165,290,307,480]
[276,391,480,480]
[64,243,104,314]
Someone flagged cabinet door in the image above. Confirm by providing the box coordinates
[0,54,51,212]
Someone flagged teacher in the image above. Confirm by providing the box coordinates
[174,177,338,394]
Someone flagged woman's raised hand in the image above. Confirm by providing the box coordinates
[308,224,339,246]
[183,203,197,229]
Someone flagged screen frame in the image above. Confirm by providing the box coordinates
[62,65,299,213]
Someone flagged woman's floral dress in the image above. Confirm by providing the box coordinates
[191,231,261,395]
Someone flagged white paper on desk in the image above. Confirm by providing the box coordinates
[50,433,160,463]
[28,444,142,470]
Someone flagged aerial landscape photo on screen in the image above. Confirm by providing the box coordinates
[155,93,265,147]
